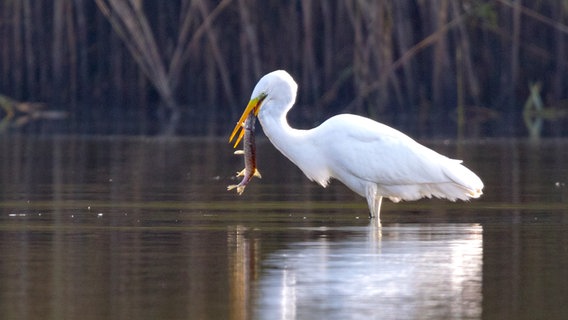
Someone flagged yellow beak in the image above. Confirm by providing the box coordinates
[229,96,264,148]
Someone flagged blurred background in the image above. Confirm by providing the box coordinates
[0,0,567,138]
[2,3,568,319]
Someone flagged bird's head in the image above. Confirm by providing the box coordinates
[229,70,297,147]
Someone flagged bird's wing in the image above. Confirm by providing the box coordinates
[319,114,460,186]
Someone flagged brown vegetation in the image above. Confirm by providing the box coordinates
[0,0,567,136]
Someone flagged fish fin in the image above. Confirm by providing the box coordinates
[234,150,244,155]
[253,169,262,178]
[227,184,237,191]
[236,169,245,177]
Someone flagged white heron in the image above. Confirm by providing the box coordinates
[230,70,483,219]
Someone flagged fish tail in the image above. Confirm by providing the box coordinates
[227,184,245,194]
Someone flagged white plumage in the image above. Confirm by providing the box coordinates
[235,70,483,219]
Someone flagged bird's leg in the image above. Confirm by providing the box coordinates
[369,195,383,229]
[369,196,383,219]
[365,186,383,219]
[376,196,383,218]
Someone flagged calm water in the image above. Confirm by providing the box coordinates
[0,135,567,320]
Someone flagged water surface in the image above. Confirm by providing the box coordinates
[0,136,567,319]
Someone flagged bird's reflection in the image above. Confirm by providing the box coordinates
[250,222,483,319]
[369,215,383,242]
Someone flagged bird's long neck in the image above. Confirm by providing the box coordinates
[258,101,307,165]
[258,100,332,187]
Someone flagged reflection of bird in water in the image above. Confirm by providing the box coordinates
[231,70,483,219]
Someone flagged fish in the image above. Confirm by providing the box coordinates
[227,113,261,195]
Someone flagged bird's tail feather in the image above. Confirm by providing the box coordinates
[382,161,483,202]
[442,160,484,198]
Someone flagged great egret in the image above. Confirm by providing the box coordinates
[230,70,483,219]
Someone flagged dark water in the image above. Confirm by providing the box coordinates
[0,136,567,320]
